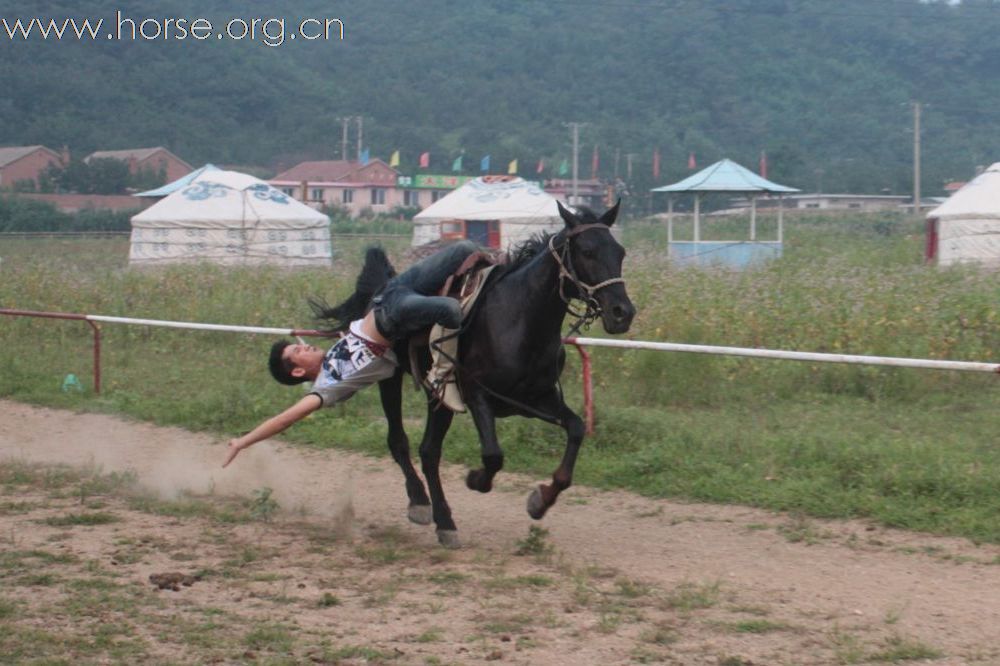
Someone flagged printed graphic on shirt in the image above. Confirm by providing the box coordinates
[315,334,376,388]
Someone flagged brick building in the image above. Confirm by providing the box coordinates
[0,145,62,190]
[269,159,404,216]
[85,147,192,183]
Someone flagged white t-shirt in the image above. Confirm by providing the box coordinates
[309,320,397,407]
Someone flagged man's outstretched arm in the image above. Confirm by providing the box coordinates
[223,393,322,468]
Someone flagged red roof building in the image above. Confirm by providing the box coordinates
[270,159,408,217]
[0,145,62,190]
[85,147,192,183]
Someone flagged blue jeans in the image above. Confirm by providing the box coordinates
[373,240,478,341]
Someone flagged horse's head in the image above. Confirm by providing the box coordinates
[555,200,636,334]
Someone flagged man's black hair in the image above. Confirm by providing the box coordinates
[268,339,307,386]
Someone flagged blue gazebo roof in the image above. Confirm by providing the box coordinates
[651,158,799,194]
[134,164,221,197]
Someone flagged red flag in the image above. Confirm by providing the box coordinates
[536,158,545,174]
[419,152,430,168]
[687,152,697,170]
[652,148,661,180]
[591,145,599,179]
[759,151,768,179]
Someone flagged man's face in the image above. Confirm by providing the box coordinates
[282,343,325,379]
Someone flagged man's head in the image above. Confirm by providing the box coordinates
[268,340,324,385]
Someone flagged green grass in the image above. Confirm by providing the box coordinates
[1,216,999,542]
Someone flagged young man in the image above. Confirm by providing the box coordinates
[223,241,479,468]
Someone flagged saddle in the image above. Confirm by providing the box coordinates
[412,250,501,412]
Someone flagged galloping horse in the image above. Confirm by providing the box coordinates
[318,201,635,547]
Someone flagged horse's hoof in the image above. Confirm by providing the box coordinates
[465,469,492,493]
[436,529,461,549]
[526,488,547,520]
[407,504,432,525]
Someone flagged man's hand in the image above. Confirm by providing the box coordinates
[222,439,245,468]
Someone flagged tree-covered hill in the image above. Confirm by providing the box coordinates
[2,0,999,196]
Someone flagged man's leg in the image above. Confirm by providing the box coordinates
[374,241,478,340]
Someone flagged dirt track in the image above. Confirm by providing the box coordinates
[3,399,999,664]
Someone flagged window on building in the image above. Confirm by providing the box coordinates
[805,203,820,209]
[281,187,295,197]
[431,190,446,203]
[310,188,325,201]
[403,190,421,206]
[342,189,354,204]
[371,188,386,205]
[848,202,861,209]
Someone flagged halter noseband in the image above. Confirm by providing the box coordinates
[547,223,627,331]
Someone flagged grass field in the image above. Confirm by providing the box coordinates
[1,214,998,542]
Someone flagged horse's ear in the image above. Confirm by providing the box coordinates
[598,199,621,227]
[557,200,580,229]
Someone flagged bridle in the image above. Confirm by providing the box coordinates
[547,223,627,334]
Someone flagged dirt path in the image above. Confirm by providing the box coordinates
[3,399,999,664]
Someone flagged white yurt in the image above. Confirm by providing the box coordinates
[925,163,1000,268]
[412,176,562,250]
[128,170,331,266]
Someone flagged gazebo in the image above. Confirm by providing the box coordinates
[651,158,799,267]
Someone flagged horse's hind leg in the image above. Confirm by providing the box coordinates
[378,375,431,525]
[418,405,460,548]
[527,399,584,520]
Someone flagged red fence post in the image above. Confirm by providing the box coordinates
[563,339,594,435]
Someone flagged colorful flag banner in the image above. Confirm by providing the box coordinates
[652,148,661,180]
[759,151,768,179]
[688,152,697,170]
[507,159,518,175]
[591,145,600,179]
[558,159,569,176]
[419,152,430,168]
[452,154,463,172]
[536,158,545,174]
[360,148,370,165]
[389,150,400,168]
[480,155,491,172]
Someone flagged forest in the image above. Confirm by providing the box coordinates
[2,0,999,196]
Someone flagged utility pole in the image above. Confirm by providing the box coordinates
[912,101,921,215]
[565,122,586,204]
[338,117,350,160]
[356,116,364,161]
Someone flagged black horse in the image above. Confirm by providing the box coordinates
[318,202,635,547]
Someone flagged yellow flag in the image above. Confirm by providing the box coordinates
[507,159,518,174]
[389,150,400,167]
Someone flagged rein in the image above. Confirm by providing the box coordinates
[548,223,626,335]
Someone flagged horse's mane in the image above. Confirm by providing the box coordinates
[309,246,396,333]
[498,205,601,275]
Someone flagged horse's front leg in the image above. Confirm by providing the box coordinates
[418,404,460,548]
[464,392,503,494]
[527,398,584,520]
[378,374,431,525]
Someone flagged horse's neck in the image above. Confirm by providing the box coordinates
[507,248,568,334]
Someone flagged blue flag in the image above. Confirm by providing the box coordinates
[480,155,491,172]
[360,148,370,165]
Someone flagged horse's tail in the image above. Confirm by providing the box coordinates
[309,246,397,333]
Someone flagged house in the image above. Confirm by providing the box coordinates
[85,147,192,183]
[269,159,404,216]
[777,193,909,211]
[0,145,62,190]
[542,178,608,209]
